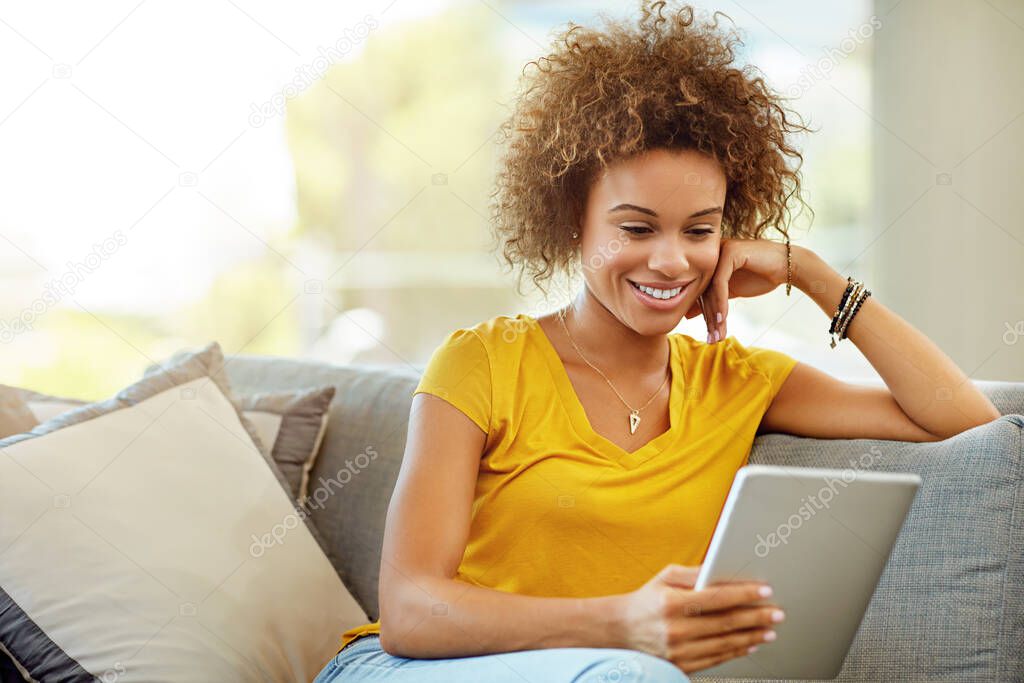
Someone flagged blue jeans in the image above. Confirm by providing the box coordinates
[312,635,690,682]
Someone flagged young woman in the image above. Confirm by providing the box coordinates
[313,2,1000,681]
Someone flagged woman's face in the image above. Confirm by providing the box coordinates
[577,147,727,336]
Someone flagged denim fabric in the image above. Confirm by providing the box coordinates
[311,635,690,683]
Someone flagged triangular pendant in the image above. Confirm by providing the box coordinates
[629,411,640,434]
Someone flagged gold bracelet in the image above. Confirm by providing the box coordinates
[785,235,792,296]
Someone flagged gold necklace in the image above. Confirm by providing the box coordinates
[556,307,671,435]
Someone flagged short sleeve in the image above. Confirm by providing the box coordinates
[724,337,800,403]
[413,328,492,434]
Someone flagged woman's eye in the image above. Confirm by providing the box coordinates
[619,225,714,236]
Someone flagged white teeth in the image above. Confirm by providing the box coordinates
[633,282,683,299]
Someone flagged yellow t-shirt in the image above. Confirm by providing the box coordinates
[338,313,798,651]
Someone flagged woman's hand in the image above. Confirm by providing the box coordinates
[615,563,784,674]
[684,237,796,343]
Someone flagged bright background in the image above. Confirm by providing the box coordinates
[4,0,1017,401]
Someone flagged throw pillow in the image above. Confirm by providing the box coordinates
[0,342,366,681]
[1,381,336,505]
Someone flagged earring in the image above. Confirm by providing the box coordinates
[571,231,579,239]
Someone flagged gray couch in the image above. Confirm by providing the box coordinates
[224,354,1024,683]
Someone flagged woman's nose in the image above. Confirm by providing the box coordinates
[647,237,689,276]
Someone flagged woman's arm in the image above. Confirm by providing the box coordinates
[381,572,623,658]
[758,247,999,440]
[377,393,623,658]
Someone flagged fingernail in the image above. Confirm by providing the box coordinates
[713,329,721,343]
[707,332,713,344]
[771,609,785,623]
[747,645,759,654]
[763,630,777,642]
[716,311,723,323]
[758,585,773,598]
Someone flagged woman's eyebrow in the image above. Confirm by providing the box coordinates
[608,203,723,218]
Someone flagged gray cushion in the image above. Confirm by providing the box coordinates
[218,354,1023,681]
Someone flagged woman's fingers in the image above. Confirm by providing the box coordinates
[698,294,714,342]
[690,605,783,639]
[675,626,771,661]
[709,254,734,342]
[702,288,722,344]
[669,597,782,671]
[672,582,771,617]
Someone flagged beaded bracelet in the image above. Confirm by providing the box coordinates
[838,287,871,341]
[829,277,856,335]
[831,287,862,347]
[836,282,864,333]
[829,278,870,348]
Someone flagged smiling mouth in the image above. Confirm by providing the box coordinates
[627,279,689,300]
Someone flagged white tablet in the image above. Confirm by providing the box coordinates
[690,464,921,680]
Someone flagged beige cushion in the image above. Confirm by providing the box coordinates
[0,342,365,681]
[4,382,336,504]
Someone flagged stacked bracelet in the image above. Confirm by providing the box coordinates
[828,277,856,335]
[830,280,861,347]
[829,277,871,348]
[840,283,870,337]
[836,283,864,339]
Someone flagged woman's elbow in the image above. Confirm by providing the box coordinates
[377,585,426,657]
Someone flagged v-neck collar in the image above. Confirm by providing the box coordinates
[525,313,684,469]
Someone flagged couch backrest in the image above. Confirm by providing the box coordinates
[224,355,1023,682]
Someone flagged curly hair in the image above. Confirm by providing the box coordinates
[489,0,814,297]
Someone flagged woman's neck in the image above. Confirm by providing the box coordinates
[558,286,671,377]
